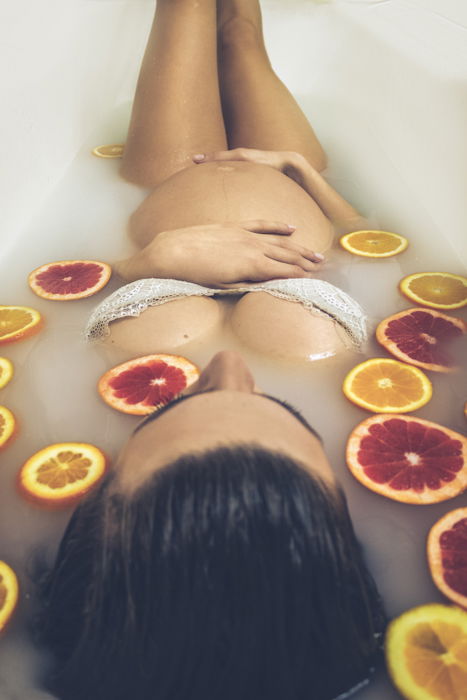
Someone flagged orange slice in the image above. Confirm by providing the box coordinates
[92,144,124,158]
[0,357,14,389]
[98,354,200,415]
[0,561,19,634]
[28,260,112,301]
[346,414,467,504]
[340,229,408,257]
[18,442,108,508]
[376,308,467,373]
[400,272,467,310]
[0,306,43,345]
[343,358,432,413]
[427,508,467,609]
[0,406,17,449]
[385,603,467,700]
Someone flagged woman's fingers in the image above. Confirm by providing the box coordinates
[240,220,296,235]
[264,248,321,272]
[258,235,325,264]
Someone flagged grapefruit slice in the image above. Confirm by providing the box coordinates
[385,603,467,700]
[98,354,200,415]
[18,442,107,508]
[427,508,467,609]
[346,415,467,504]
[0,306,43,345]
[376,308,467,373]
[0,357,14,389]
[400,272,467,310]
[28,260,112,300]
[0,561,19,634]
[0,406,17,450]
[92,144,124,158]
[340,229,408,257]
[343,358,432,413]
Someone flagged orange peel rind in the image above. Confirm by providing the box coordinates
[427,508,467,609]
[340,229,408,257]
[399,272,467,310]
[0,357,14,389]
[0,306,43,345]
[0,406,17,449]
[92,144,124,158]
[0,561,19,634]
[28,260,112,301]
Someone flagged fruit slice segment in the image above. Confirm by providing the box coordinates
[0,306,43,345]
[346,415,467,504]
[98,354,200,415]
[0,406,17,449]
[28,260,112,300]
[376,308,467,373]
[0,561,19,634]
[92,144,124,158]
[18,442,107,508]
[340,229,408,257]
[343,358,432,413]
[385,604,467,700]
[400,272,467,310]
[0,358,14,389]
[427,508,467,609]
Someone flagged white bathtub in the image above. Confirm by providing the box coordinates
[0,1,466,698]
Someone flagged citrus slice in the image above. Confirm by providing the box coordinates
[385,603,467,700]
[376,308,467,373]
[346,415,467,504]
[98,354,200,415]
[28,260,112,300]
[0,561,19,634]
[0,406,17,450]
[0,306,43,345]
[340,229,408,257]
[0,357,14,389]
[427,508,467,609]
[400,272,467,310]
[92,144,124,158]
[18,442,108,508]
[343,358,432,413]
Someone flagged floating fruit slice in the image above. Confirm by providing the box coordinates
[385,603,467,700]
[0,306,43,345]
[0,561,19,634]
[18,443,107,508]
[0,406,17,450]
[98,354,200,415]
[427,508,467,609]
[346,415,467,504]
[340,229,408,257]
[92,144,124,158]
[376,308,467,373]
[343,358,432,413]
[400,272,467,310]
[28,260,112,301]
[0,358,13,389]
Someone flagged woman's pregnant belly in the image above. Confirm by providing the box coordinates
[128,161,334,252]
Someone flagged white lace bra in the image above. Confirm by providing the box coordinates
[84,277,367,348]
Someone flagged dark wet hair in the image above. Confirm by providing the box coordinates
[33,446,386,700]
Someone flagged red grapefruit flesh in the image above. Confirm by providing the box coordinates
[98,354,200,415]
[28,260,111,300]
[346,415,467,504]
[427,508,467,609]
[376,307,466,372]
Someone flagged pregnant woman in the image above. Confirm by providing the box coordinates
[34,3,386,700]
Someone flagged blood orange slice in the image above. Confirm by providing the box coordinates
[427,508,467,609]
[400,272,467,310]
[0,561,19,634]
[346,415,467,504]
[0,357,13,389]
[376,308,467,373]
[0,306,43,345]
[18,442,108,508]
[98,354,200,415]
[0,406,17,449]
[92,144,124,158]
[28,260,111,300]
[385,603,467,700]
[340,229,408,257]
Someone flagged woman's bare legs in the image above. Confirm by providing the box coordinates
[217,0,327,171]
[121,0,228,188]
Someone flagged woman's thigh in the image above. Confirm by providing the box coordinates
[229,292,348,361]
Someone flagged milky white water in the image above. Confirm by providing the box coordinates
[1,51,467,700]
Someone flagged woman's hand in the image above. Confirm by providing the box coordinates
[114,220,324,288]
[192,148,307,179]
